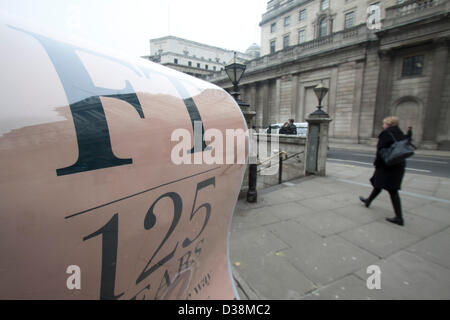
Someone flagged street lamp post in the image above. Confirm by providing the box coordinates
[225,52,249,108]
[305,81,332,176]
[225,52,256,202]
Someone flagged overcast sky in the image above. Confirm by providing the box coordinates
[0,0,267,57]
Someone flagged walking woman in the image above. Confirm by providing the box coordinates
[360,116,406,226]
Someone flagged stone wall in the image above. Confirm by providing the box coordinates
[438,51,450,149]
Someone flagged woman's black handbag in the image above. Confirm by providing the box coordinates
[379,131,415,166]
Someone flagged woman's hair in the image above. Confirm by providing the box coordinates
[383,116,400,127]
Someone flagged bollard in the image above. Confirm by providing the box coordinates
[278,154,283,184]
[247,163,258,203]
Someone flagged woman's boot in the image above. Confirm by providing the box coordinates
[386,190,404,226]
[360,188,381,208]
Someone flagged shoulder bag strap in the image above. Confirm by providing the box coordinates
[387,130,397,142]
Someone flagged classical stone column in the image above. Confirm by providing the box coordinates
[291,75,299,120]
[351,61,365,141]
[422,38,449,149]
[328,67,338,137]
[250,84,257,121]
[373,49,395,137]
[275,78,282,123]
[261,80,270,127]
[254,82,264,129]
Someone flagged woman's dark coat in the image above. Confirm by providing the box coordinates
[370,125,406,191]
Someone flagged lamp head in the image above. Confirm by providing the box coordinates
[225,52,246,85]
[313,82,329,104]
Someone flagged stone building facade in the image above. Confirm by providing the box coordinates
[142,36,256,78]
[206,0,450,150]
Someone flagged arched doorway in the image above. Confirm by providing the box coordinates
[393,97,423,144]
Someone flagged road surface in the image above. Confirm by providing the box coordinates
[327,148,450,178]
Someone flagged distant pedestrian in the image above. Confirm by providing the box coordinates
[359,116,406,226]
[279,122,290,134]
[287,118,297,135]
[406,126,417,149]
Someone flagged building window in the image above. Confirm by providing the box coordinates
[205,65,209,70]
[188,61,192,67]
[283,35,290,49]
[319,17,328,37]
[271,23,276,33]
[174,58,178,64]
[402,55,424,77]
[299,9,306,22]
[284,16,291,27]
[321,0,329,11]
[197,63,201,68]
[298,29,306,44]
[344,11,354,29]
[213,66,216,71]
[270,40,276,54]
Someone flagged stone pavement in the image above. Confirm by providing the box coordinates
[230,158,450,300]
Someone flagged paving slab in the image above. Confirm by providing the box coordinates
[291,179,346,198]
[283,235,379,286]
[406,230,450,269]
[406,176,440,193]
[355,251,450,299]
[260,187,312,205]
[339,221,421,258]
[233,252,316,300]
[386,212,444,238]
[361,191,428,213]
[327,163,365,179]
[332,204,385,224]
[324,191,367,206]
[230,226,289,263]
[231,207,281,231]
[396,194,434,211]
[435,188,450,199]
[232,266,261,300]
[231,157,450,300]
[435,180,450,199]
[403,187,435,197]
[265,201,317,221]
[433,200,450,211]
[300,196,351,212]
[266,220,323,248]
[303,275,395,300]
[408,202,450,225]
[234,194,275,212]
[295,210,359,237]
